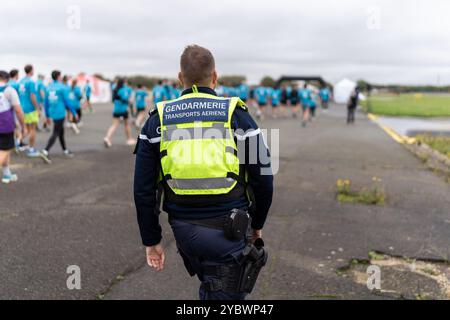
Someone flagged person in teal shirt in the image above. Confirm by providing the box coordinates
[7,70,20,93]
[319,87,331,110]
[71,80,83,125]
[84,80,94,113]
[134,84,149,129]
[41,70,78,162]
[18,65,41,157]
[152,81,167,107]
[237,83,249,103]
[36,75,49,131]
[103,78,135,148]
[124,80,135,117]
[62,76,80,135]
[299,84,312,127]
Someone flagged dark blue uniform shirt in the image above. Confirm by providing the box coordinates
[134,87,274,246]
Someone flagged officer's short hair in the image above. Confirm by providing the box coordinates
[180,45,215,87]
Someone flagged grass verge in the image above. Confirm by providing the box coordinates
[361,94,450,117]
[416,135,450,158]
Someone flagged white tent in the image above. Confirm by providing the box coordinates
[75,74,112,104]
[334,78,356,104]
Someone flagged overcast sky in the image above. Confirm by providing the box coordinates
[1,0,450,85]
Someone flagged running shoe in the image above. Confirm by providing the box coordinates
[40,150,52,164]
[70,123,81,135]
[63,150,75,158]
[2,173,18,184]
[26,148,41,158]
[126,139,137,146]
[103,138,112,148]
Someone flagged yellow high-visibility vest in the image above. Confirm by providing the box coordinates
[156,88,247,196]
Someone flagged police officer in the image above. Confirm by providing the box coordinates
[134,45,274,300]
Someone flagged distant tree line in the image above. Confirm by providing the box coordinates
[357,79,450,94]
[93,73,336,89]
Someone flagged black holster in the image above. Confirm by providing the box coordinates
[202,239,268,294]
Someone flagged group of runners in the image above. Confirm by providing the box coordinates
[103,79,181,148]
[1,68,333,185]
[217,83,332,127]
[0,65,93,183]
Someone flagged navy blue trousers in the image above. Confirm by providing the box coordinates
[170,219,247,300]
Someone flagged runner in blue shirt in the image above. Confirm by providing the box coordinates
[84,80,94,113]
[171,83,182,99]
[299,84,312,127]
[103,78,135,148]
[309,92,318,119]
[124,80,135,117]
[152,81,167,107]
[7,70,20,93]
[270,86,282,118]
[290,85,300,119]
[134,84,149,129]
[40,70,78,163]
[254,86,269,120]
[7,69,26,151]
[237,82,249,103]
[319,87,331,110]
[71,80,83,126]
[18,65,41,157]
[62,75,80,135]
[36,75,48,132]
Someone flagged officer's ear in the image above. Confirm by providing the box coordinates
[212,71,218,89]
[178,72,184,88]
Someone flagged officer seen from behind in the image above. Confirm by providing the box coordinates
[134,45,274,300]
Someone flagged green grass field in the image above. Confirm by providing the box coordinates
[362,94,450,117]
[416,135,450,158]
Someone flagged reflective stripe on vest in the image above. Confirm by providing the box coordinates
[157,92,246,196]
[167,177,236,191]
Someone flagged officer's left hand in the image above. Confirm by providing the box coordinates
[146,244,165,271]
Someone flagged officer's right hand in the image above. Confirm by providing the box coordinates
[146,244,165,272]
[251,229,263,244]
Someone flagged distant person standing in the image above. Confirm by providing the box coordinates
[84,80,93,113]
[40,71,78,162]
[347,87,360,124]
[18,65,41,157]
[0,71,26,184]
[103,78,136,148]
